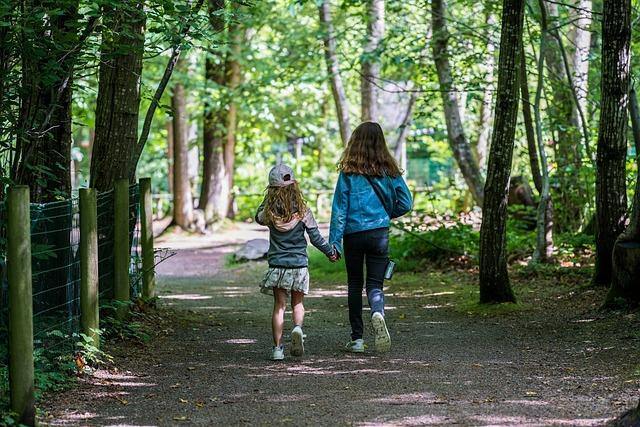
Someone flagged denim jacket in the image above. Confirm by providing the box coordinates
[329,172,413,254]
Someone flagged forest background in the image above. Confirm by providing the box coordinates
[0,0,639,302]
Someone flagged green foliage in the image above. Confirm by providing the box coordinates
[100,301,151,344]
[391,221,479,271]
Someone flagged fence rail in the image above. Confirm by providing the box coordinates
[0,178,156,425]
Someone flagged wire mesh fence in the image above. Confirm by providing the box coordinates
[0,183,142,372]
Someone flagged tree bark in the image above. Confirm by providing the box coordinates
[13,0,79,202]
[319,0,351,145]
[199,0,228,223]
[172,60,194,230]
[431,0,485,207]
[531,21,554,263]
[605,87,640,305]
[476,12,497,173]
[361,0,384,122]
[394,93,417,172]
[519,47,543,194]
[568,0,592,140]
[478,0,525,303]
[90,1,145,192]
[593,0,630,286]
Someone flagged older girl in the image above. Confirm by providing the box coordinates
[329,122,413,353]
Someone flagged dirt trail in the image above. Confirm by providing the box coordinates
[42,224,640,426]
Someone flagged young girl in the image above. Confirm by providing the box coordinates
[256,164,336,361]
[329,121,413,353]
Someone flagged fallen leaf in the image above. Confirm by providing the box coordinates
[170,383,181,388]
[179,398,189,403]
[173,416,188,421]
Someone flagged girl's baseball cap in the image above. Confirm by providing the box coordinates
[268,164,296,187]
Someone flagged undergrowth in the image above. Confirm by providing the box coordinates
[0,298,159,423]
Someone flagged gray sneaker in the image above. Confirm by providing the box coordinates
[371,312,391,353]
[271,345,284,361]
[291,326,304,357]
[345,338,365,353]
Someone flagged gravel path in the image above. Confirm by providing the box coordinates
[42,224,640,426]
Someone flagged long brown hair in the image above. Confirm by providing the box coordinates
[338,121,402,177]
[262,183,307,225]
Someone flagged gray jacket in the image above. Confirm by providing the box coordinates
[255,203,335,268]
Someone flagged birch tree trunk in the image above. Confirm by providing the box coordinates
[319,0,351,145]
[172,62,194,230]
[594,0,630,286]
[568,0,592,137]
[431,0,485,206]
[361,0,384,122]
[478,0,525,303]
[476,13,497,172]
[531,20,554,263]
[200,0,228,223]
[90,1,145,192]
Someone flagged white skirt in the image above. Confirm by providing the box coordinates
[260,267,310,296]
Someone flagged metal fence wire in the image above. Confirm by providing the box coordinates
[0,183,142,361]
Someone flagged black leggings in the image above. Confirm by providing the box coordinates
[343,227,389,340]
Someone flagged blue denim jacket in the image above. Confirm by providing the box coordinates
[329,172,413,254]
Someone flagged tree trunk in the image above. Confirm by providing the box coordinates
[606,87,640,305]
[361,0,384,122]
[531,22,554,263]
[172,63,194,230]
[167,120,174,195]
[431,0,485,207]
[13,1,79,202]
[593,0,630,286]
[319,0,351,145]
[542,0,584,231]
[90,1,145,192]
[224,21,242,219]
[568,0,592,140]
[519,47,543,194]
[394,93,417,172]
[478,0,525,303]
[476,12,497,173]
[199,0,228,223]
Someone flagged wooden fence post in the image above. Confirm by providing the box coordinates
[114,179,130,319]
[140,178,156,299]
[7,186,35,426]
[80,188,100,348]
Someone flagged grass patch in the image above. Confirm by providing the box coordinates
[308,248,346,284]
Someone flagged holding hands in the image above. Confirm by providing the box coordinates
[327,245,340,263]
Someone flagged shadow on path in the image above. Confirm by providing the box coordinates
[42,223,640,426]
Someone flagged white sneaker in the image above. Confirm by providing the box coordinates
[345,338,365,353]
[291,326,304,357]
[271,345,284,361]
[371,312,391,353]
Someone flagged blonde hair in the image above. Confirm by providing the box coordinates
[338,121,402,177]
[262,183,307,225]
